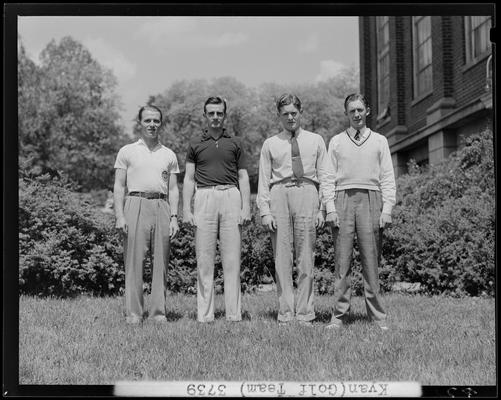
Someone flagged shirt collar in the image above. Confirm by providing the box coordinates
[201,128,231,141]
[282,127,303,139]
[347,126,370,138]
[137,138,163,150]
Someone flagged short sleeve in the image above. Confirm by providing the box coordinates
[114,147,128,170]
[235,137,248,170]
[185,142,196,164]
[170,151,180,174]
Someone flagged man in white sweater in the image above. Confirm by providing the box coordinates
[326,93,396,331]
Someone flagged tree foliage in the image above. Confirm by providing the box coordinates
[18,36,128,191]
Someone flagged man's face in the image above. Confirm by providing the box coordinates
[139,109,162,140]
[345,99,370,130]
[278,103,302,133]
[204,103,226,129]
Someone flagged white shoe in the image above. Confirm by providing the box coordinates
[326,320,342,330]
[375,320,389,331]
[126,315,142,324]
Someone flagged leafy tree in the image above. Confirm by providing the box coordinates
[18,36,128,191]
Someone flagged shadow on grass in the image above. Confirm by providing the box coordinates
[315,310,373,324]
[214,310,253,321]
[183,310,253,321]
[257,310,279,321]
[165,310,184,321]
[256,309,373,325]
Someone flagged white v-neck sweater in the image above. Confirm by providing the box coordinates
[327,129,396,214]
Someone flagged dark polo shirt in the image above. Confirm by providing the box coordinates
[186,129,248,187]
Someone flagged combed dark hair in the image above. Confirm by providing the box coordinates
[204,96,227,114]
[138,105,163,122]
[276,93,302,113]
[344,93,370,111]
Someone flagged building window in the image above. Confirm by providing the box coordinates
[412,16,433,98]
[465,16,491,63]
[376,16,390,120]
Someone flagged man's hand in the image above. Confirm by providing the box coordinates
[239,207,251,226]
[315,210,325,228]
[379,212,392,229]
[183,210,195,226]
[170,217,179,238]
[115,216,128,235]
[325,211,340,228]
[262,215,277,232]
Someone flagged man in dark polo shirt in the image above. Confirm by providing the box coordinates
[183,96,251,322]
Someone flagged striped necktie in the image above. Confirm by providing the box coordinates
[291,131,304,179]
[354,130,361,141]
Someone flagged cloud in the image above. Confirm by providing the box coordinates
[136,17,248,49]
[298,34,319,53]
[136,17,198,44]
[83,37,136,82]
[315,60,347,82]
[209,32,248,48]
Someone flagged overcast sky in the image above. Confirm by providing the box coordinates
[18,16,359,135]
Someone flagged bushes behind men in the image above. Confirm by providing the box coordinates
[383,129,495,297]
[18,129,494,297]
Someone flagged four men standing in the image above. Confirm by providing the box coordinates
[114,93,395,329]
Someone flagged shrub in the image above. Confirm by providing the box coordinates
[19,170,124,297]
[383,129,495,296]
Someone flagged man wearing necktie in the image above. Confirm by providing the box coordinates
[326,93,396,331]
[257,93,337,326]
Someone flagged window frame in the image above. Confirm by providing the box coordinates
[464,16,491,64]
[376,16,391,121]
[412,16,433,99]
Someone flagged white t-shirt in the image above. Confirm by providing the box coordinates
[114,139,180,194]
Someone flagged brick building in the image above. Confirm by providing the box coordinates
[359,16,493,176]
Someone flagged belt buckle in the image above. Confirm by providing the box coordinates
[216,185,231,190]
[286,179,300,187]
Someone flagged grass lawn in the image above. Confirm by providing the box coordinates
[19,292,495,385]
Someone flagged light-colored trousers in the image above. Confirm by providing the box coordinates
[331,189,386,323]
[123,196,171,319]
[270,182,319,322]
[194,186,242,322]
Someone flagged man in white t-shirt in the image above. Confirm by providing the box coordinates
[114,105,180,324]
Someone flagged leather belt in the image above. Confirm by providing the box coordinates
[197,184,236,191]
[270,177,319,189]
[128,191,167,200]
